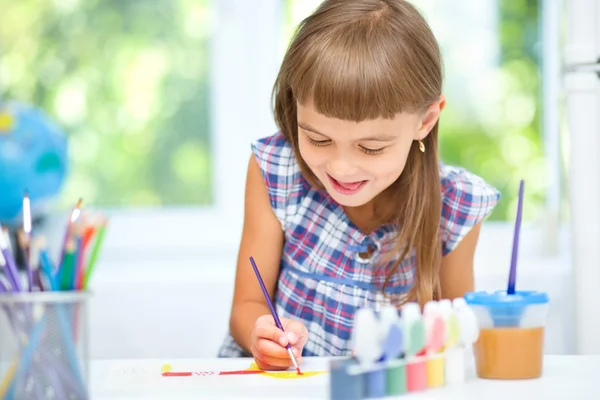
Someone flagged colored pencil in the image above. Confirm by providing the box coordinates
[59,240,76,291]
[58,198,82,269]
[83,217,107,289]
[22,191,33,291]
[0,198,107,400]
[0,227,22,292]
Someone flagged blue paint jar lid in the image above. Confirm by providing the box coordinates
[464,290,549,308]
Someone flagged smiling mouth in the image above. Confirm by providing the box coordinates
[327,174,368,195]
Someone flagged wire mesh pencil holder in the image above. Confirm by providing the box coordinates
[0,291,90,400]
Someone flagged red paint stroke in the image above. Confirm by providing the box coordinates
[218,370,265,375]
[162,370,265,377]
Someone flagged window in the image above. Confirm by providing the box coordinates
[2,0,213,206]
[0,0,284,258]
[1,0,563,262]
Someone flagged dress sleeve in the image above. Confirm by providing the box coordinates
[440,166,500,256]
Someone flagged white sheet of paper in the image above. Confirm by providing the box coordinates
[94,357,331,399]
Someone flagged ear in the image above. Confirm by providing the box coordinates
[413,95,446,140]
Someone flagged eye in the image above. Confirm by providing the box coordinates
[305,135,331,147]
[359,146,385,155]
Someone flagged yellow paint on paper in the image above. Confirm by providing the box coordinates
[161,364,172,374]
[248,362,262,371]
[262,371,327,379]
[247,362,327,379]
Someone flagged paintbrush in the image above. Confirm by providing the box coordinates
[507,179,524,295]
[249,256,302,375]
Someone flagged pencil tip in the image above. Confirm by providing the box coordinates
[296,367,302,375]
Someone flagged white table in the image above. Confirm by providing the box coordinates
[90,356,600,399]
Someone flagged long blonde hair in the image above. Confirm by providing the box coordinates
[273,0,443,304]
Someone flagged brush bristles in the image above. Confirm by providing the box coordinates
[0,227,9,250]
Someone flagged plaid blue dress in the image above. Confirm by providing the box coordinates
[218,132,500,357]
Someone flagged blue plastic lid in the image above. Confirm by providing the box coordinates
[464,290,549,308]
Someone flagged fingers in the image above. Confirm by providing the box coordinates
[253,353,298,371]
[251,315,308,370]
[253,334,290,359]
[251,339,303,369]
[282,319,309,347]
[254,323,289,347]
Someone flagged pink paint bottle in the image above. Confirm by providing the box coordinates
[402,303,427,392]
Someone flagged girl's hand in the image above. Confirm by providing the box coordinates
[250,314,309,370]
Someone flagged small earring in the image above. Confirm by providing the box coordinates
[418,140,425,153]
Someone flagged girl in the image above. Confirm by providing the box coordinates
[218,0,499,370]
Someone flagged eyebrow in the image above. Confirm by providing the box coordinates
[297,123,397,142]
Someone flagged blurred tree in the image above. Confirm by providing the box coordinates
[0,0,213,207]
[438,0,543,221]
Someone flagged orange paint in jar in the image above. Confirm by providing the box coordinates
[465,290,549,380]
[474,327,544,379]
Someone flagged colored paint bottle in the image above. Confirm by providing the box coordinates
[351,308,385,399]
[329,358,365,400]
[444,347,466,384]
[406,352,427,391]
[424,301,446,388]
[365,366,386,398]
[441,299,466,385]
[402,303,427,392]
[451,297,481,383]
[386,358,407,396]
[426,353,445,388]
[377,305,407,397]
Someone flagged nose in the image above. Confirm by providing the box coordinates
[327,151,358,177]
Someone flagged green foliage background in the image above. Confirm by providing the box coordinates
[0,0,544,221]
[0,0,213,207]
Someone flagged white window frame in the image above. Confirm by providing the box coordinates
[563,0,600,354]
[96,0,566,269]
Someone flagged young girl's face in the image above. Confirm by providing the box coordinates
[297,100,440,208]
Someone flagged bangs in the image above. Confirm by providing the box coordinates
[287,19,440,121]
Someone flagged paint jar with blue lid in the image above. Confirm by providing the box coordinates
[465,290,549,379]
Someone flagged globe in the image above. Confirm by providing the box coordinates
[0,101,68,226]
